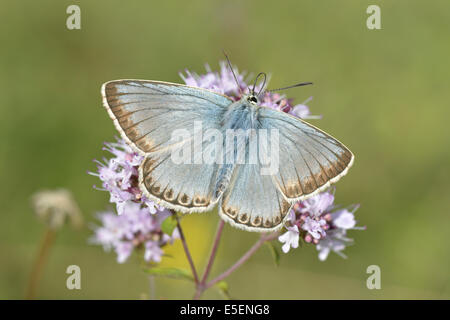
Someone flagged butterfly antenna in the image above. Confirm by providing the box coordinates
[268,82,313,93]
[252,72,267,96]
[223,50,243,95]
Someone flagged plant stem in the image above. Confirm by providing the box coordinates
[201,219,225,284]
[175,214,200,284]
[148,275,156,300]
[193,231,279,299]
[193,219,226,299]
[25,228,56,299]
[206,232,279,289]
[174,211,279,299]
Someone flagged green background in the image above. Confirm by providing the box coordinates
[1,0,449,299]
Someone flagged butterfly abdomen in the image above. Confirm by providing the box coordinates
[213,164,234,200]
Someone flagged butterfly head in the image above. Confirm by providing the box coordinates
[245,94,259,106]
[240,72,266,107]
[223,51,313,108]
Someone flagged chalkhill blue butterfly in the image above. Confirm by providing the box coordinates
[101,61,353,232]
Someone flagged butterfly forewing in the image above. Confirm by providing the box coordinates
[102,80,232,154]
[102,80,233,212]
[258,107,354,202]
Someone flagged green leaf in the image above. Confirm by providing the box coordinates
[161,215,178,236]
[265,241,280,267]
[143,267,193,281]
[215,280,231,300]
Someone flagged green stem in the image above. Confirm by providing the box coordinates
[175,214,200,284]
[193,219,225,299]
[194,231,279,299]
[25,228,56,299]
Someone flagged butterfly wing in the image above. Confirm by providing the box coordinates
[218,119,292,232]
[258,106,354,202]
[219,106,354,232]
[102,80,233,212]
[219,161,293,232]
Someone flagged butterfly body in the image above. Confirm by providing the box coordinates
[102,79,354,232]
[222,95,260,129]
[213,96,263,201]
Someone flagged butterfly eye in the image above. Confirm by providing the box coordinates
[248,96,258,104]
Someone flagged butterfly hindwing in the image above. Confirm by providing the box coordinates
[217,109,292,231]
[219,162,293,232]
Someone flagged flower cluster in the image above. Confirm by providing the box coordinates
[180,62,247,98]
[92,201,177,263]
[278,190,364,261]
[90,140,165,215]
[89,140,178,263]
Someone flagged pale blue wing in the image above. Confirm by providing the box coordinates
[102,80,233,212]
[219,104,353,232]
[102,80,232,153]
[219,161,292,231]
[258,107,354,202]
[218,124,292,232]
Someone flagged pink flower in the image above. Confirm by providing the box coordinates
[91,202,178,264]
[90,139,177,264]
[144,242,164,263]
[298,192,335,218]
[316,229,352,261]
[332,209,357,230]
[278,225,300,253]
[179,62,313,116]
[280,190,363,261]
[301,217,327,240]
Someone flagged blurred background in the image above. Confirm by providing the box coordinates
[1,0,449,299]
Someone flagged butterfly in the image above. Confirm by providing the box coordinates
[101,77,354,232]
